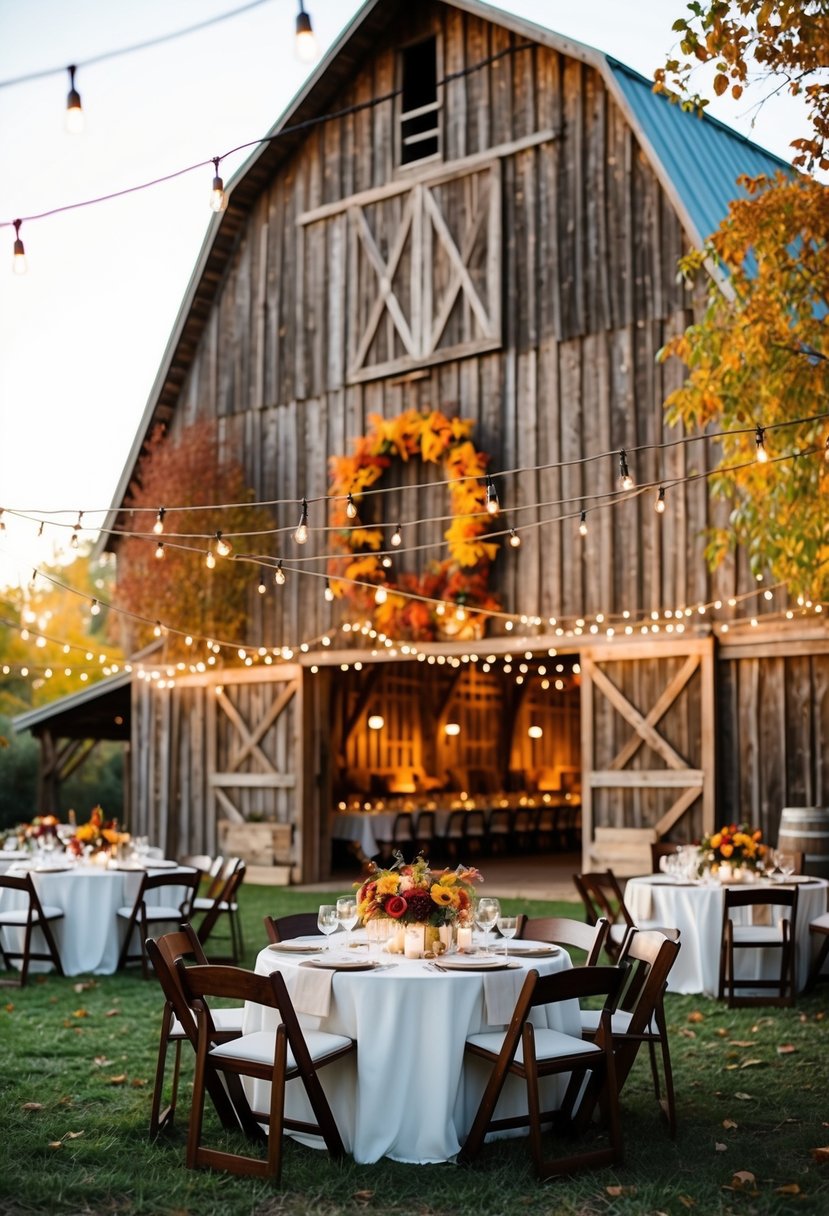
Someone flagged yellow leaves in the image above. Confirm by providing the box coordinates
[713,72,729,96]
[605,1185,637,1197]
[777,1043,796,1055]
[775,1183,801,1195]
[347,527,383,552]
[48,1131,85,1150]
[21,1102,44,1112]
[722,1118,738,1130]
[344,556,382,584]
[810,1145,829,1164]
[107,1074,128,1086]
[687,1010,705,1023]
[420,424,448,465]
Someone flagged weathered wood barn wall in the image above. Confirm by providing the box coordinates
[102,0,829,879]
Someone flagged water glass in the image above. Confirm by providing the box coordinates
[336,896,358,947]
[317,904,339,950]
[475,897,500,954]
[496,914,518,957]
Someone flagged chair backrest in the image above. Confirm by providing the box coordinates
[723,885,798,921]
[415,810,435,839]
[392,813,415,843]
[146,924,211,1046]
[516,914,610,966]
[650,842,680,873]
[141,868,201,918]
[264,911,320,944]
[573,870,634,930]
[614,928,682,1024]
[506,964,624,1055]
[179,853,213,876]
[465,809,486,838]
[202,855,227,899]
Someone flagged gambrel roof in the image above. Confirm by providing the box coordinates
[98,0,791,549]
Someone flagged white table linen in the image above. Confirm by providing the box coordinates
[624,874,828,995]
[248,938,576,1164]
[0,861,191,976]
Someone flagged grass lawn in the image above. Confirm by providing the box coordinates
[1,880,827,1215]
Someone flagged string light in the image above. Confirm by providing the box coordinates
[65,65,84,133]
[755,425,769,463]
[153,507,166,535]
[215,530,232,557]
[153,621,163,637]
[209,157,228,213]
[294,498,309,544]
[578,511,588,537]
[90,598,101,616]
[375,585,388,605]
[205,546,216,569]
[324,579,335,602]
[618,449,634,490]
[70,512,82,549]
[295,1,317,63]
[258,573,266,594]
[345,492,358,520]
[154,540,164,559]
[485,475,500,516]
[825,436,829,463]
[508,528,521,548]
[390,524,402,548]
[274,560,286,585]
[12,220,26,275]
[655,486,666,514]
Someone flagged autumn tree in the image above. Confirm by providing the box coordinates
[655,2,829,600]
[112,422,276,658]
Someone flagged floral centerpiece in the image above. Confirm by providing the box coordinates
[68,805,128,858]
[15,814,61,848]
[356,852,481,952]
[698,822,766,879]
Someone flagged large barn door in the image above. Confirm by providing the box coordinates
[580,638,715,875]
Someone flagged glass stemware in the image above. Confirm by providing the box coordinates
[475,896,500,954]
[776,850,795,880]
[336,896,358,949]
[496,913,518,957]
[317,903,339,950]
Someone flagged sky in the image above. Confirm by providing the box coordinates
[0,0,811,592]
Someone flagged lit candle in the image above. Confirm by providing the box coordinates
[404,925,425,959]
[457,925,473,952]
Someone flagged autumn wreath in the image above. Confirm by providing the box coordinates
[327,409,501,640]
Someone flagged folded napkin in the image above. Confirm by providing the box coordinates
[288,963,334,1018]
[482,967,526,1025]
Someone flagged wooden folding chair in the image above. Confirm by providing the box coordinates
[580,928,681,1137]
[573,870,635,962]
[806,911,829,990]
[194,860,246,964]
[650,842,680,873]
[0,872,64,987]
[117,869,200,979]
[458,965,624,1178]
[718,886,799,1007]
[145,924,245,1138]
[177,961,355,1180]
[263,911,320,945]
[516,915,610,966]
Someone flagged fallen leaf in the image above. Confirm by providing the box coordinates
[731,1170,756,1188]
[810,1146,829,1163]
[352,1192,374,1203]
[735,1092,753,1101]
[5,1003,14,1013]
[73,981,95,994]
[715,1027,728,1037]
[71,1009,88,1019]
[64,1131,84,1140]
[687,1010,705,1023]
[107,1075,127,1085]
[725,1064,739,1070]
[93,1056,112,1067]
[104,1009,120,1018]
[775,1183,801,1195]
[679,1028,697,1038]
[21,1102,44,1112]
[777,1043,796,1055]
[48,1141,63,1150]
[130,1078,147,1088]
[678,1197,696,1209]
[740,1059,764,1068]
[816,1011,825,1021]
[723,1118,738,1129]
[715,1142,728,1152]
[729,1040,756,1048]
[606,1186,637,1197]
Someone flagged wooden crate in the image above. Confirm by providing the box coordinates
[218,821,294,868]
[587,827,656,878]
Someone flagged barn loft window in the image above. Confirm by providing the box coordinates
[399,36,441,166]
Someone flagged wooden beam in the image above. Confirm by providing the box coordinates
[655,785,703,836]
[209,773,297,788]
[589,663,691,771]
[608,654,699,770]
[589,770,704,788]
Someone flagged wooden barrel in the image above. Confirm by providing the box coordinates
[778,807,829,878]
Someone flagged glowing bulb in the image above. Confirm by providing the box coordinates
[258,574,267,594]
[655,486,666,514]
[578,511,588,537]
[205,548,216,570]
[153,622,162,638]
[485,475,500,516]
[215,531,232,557]
[755,425,769,463]
[155,541,164,559]
[90,599,100,616]
[391,524,402,547]
[153,508,165,535]
[324,580,335,602]
[346,493,358,519]
[295,2,317,61]
[375,585,387,605]
[444,722,461,736]
[528,725,543,739]
[209,156,228,212]
[11,219,26,274]
[274,561,286,585]
[367,714,384,730]
[294,498,309,544]
[508,528,521,548]
[65,65,84,133]
[824,436,829,463]
[619,449,634,490]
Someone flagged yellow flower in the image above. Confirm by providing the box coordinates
[709,832,722,849]
[75,823,97,842]
[720,843,734,858]
[375,873,400,897]
[430,884,458,908]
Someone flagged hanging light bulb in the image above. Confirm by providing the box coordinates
[324,579,335,602]
[655,486,666,514]
[70,512,82,549]
[390,524,402,547]
[205,546,216,570]
[0,511,5,533]
[485,475,500,516]
[209,157,228,213]
[346,492,358,520]
[215,530,232,557]
[375,585,387,605]
[755,425,769,463]
[258,573,267,595]
[90,598,101,616]
[65,65,84,133]
[153,507,166,535]
[295,1,317,62]
[12,220,26,275]
[153,621,163,638]
[294,498,309,544]
[154,540,165,559]
[618,449,634,490]
[508,528,521,548]
[274,560,286,585]
[578,511,588,537]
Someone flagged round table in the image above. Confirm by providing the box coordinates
[624,874,828,995]
[249,936,576,1163]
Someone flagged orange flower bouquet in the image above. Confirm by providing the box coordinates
[698,822,766,876]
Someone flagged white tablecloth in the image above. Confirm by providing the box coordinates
[0,861,191,976]
[248,939,576,1164]
[624,875,828,995]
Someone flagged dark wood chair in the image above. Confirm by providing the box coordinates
[573,870,635,962]
[177,961,355,1180]
[580,927,681,1137]
[511,804,539,852]
[263,911,320,944]
[116,868,201,979]
[515,915,610,966]
[458,965,624,1178]
[650,841,680,873]
[194,859,246,963]
[0,872,64,987]
[413,810,436,859]
[485,807,512,856]
[145,923,245,1138]
[806,911,829,990]
[374,812,415,862]
[717,886,799,1007]
[463,809,487,858]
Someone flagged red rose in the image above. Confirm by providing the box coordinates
[385,895,408,919]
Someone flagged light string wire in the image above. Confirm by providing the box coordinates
[0,40,536,230]
[2,411,827,544]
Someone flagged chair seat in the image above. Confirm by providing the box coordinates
[170,1006,244,1038]
[210,1028,353,1071]
[467,1026,603,1065]
[731,924,787,944]
[580,1008,658,1035]
[0,905,64,924]
[194,897,237,913]
[116,903,185,921]
[810,912,829,933]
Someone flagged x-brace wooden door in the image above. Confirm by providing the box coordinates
[580,638,716,871]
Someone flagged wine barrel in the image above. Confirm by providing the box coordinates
[777,807,829,878]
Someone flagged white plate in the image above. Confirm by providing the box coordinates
[146,859,178,869]
[302,958,379,972]
[506,944,560,957]
[433,957,521,972]
[268,941,325,954]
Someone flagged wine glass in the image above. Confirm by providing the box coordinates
[777,851,795,880]
[336,896,358,949]
[317,904,339,950]
[496,913,518,957]
[475,897,500,954]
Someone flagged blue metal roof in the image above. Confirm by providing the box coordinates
[607,59,793,244]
